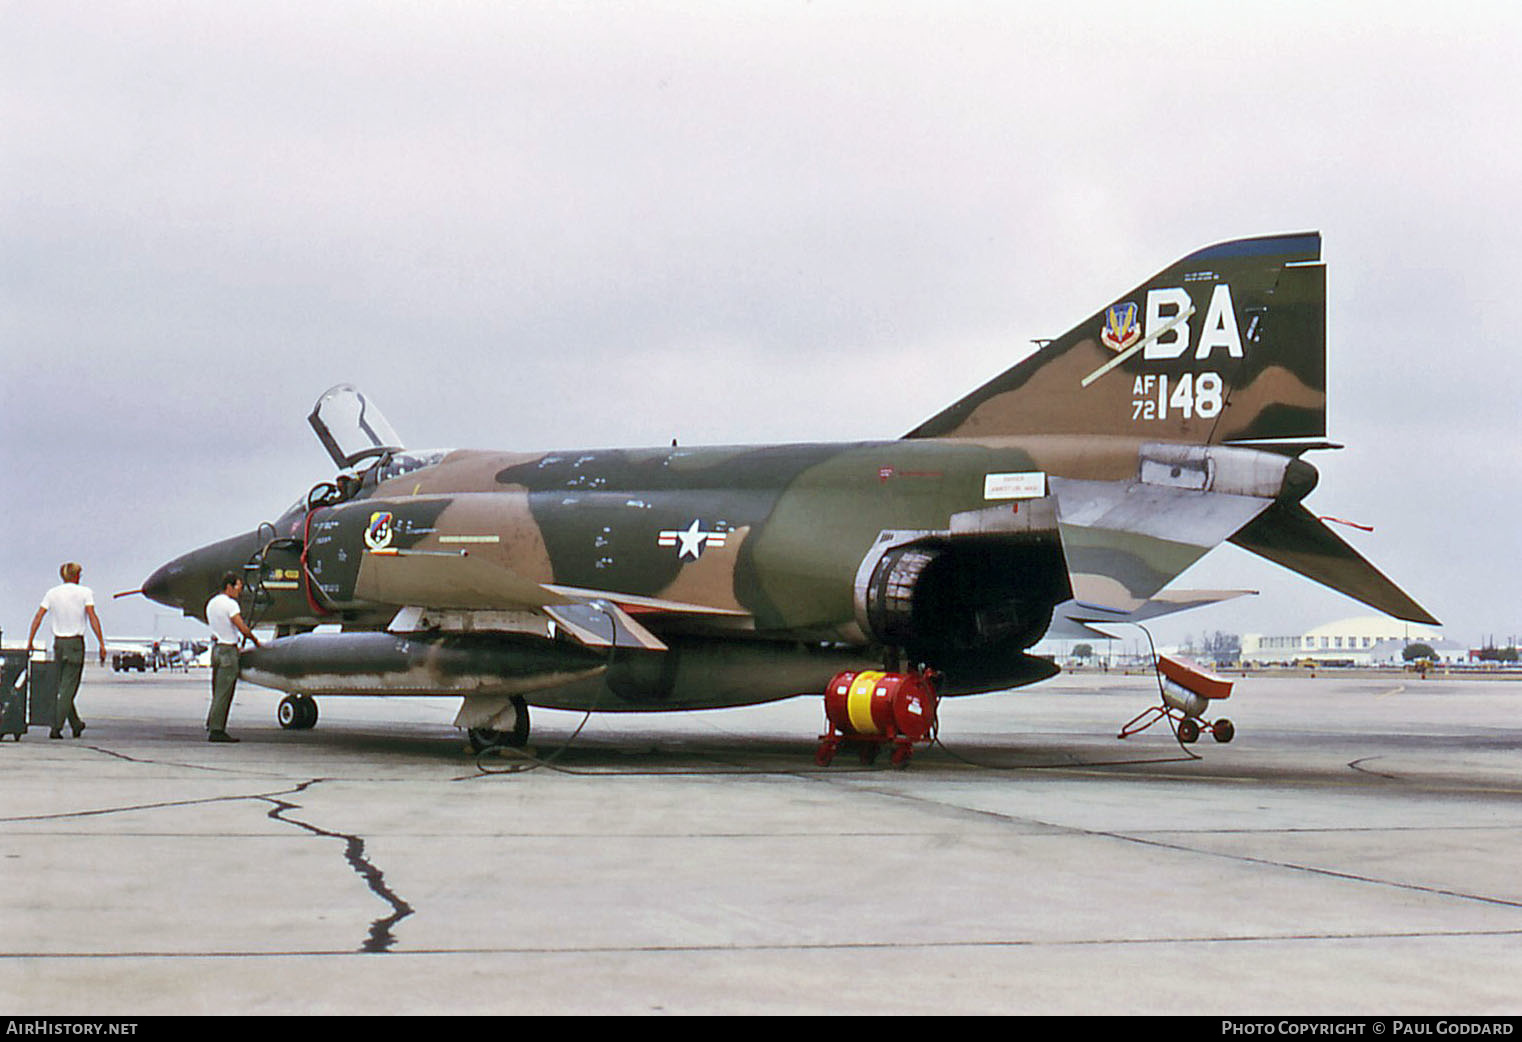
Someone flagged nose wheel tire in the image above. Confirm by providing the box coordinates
[278,695,319,730]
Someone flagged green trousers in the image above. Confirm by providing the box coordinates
[53,636,85,733]
[207,644,241,732]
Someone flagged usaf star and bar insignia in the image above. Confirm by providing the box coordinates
[658,519,730,560]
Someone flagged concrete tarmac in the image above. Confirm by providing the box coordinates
[2,666,1520,1015]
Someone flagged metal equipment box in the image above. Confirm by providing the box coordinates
[1,651,30,739]
[27,660,59,730]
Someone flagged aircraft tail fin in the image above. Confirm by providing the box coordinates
[906,233,1325,445]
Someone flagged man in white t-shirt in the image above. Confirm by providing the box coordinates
[26,562,108,739]
[205,572,261,743]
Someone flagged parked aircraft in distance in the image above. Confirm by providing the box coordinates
[104,637,206,673]
[141,233,1435,749]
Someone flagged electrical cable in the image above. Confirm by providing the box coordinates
[476,600,913,777]
[926,627,1202,770]
[476,621,1204,778]
[1133,621,1202,761]
[473,599,619,776]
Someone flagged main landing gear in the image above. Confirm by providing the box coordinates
[277,694,319,730]
[467,696,531,752]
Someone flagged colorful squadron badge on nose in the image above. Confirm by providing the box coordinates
[1100,301,1141,353]
[364,511,395,551]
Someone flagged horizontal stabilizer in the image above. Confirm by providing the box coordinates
[1228,503,1438,625]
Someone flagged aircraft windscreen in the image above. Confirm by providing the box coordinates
[374,450,448,483]
[308,384,405,468]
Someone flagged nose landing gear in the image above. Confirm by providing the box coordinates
[277,694,319,730]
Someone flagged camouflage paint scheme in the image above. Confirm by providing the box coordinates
[142,233,1435,734]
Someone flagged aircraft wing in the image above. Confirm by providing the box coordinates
[1045,589,1257,640]
[362,551,754,653]
[1052,476,1274,614]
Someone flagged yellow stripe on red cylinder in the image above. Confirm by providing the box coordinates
[823,669,938,740]
[846,670,887,735]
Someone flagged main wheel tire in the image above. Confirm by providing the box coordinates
[469,698,531,751]
[468,728,503,752]
[508,697,530,746]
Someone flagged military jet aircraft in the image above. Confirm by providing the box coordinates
[104,636,205,672]
[141,232,1435,749]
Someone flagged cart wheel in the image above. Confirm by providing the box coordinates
[1178,718,1201,744]
[1212,718,1235,743]
[890,744,913,768]
[858,741,881,766]
[815,743,836,767]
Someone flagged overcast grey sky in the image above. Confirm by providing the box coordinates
[4,1,1519,649]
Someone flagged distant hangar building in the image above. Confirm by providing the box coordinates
[1242,616,1463,666]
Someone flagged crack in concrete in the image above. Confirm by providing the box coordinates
[258,781,415,953]
[0,775,416,955]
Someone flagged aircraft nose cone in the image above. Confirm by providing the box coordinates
[142,554,208,615]
[143,529,266,619]
[142,560,180,607]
